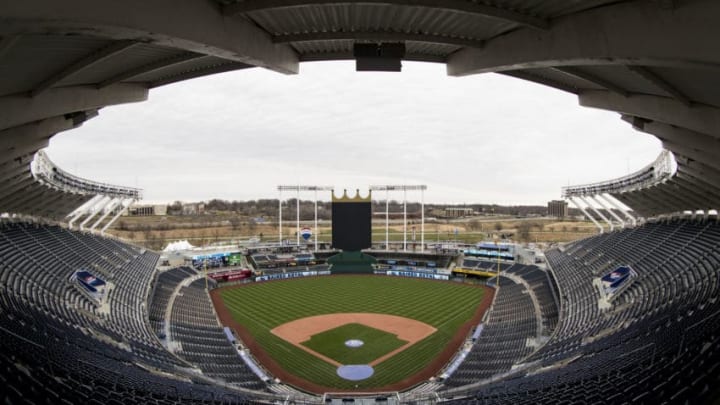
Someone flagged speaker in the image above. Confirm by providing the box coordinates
[354,42,405,72]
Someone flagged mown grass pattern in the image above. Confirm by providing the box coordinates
[302,323,407,365]
[220,276,483,389]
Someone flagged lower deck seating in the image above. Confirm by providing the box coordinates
[170,278,265,389]
[444,276,537,387]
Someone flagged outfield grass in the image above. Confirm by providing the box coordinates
[303,323,407,365]
[219,275,484,390]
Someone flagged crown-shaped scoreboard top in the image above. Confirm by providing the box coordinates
[332,189,372,202]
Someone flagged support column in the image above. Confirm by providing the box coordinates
[421,187,425,252]
[296,189,300,247]
[569,197,604,233]
[90,197,121,232]
[314,189,318,252]
[79,196,110,231]
[67,194,103,229]
[592,194,625,229]
[278,190,282,245]
[579,195,613,232]
[403,188,407,252]
[601,194,637,226]
[100,198,134,235]
[385,190,389,250]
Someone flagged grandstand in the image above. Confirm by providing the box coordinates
[2,1,720,403]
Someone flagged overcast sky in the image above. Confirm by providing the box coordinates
[47,61,661,205]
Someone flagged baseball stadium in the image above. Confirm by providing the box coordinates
[2,1,720,404]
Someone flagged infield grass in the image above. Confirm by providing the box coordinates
[302,323,407,365]
[219,275,484,390]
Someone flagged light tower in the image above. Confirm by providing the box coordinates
[277,185,333,251]
[369,185,427,252]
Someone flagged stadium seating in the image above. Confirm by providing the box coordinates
[169,278,265,389]
[0,221,265,404]
[148,266,197,335]
[505,263,560,334]
[2,218,720,404]
[443,275,538,387]
[440,219,720,404]
[460,258,513,272]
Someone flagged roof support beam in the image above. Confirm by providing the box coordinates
[30,40,139,97]
[1,0,298,74]
[677,161,720,186]
[592,194,625,229]
[654,0,677,10]
[0,139,48,166]
[627,66,692,107]
[97,53,205,89]
[579,195,613,231]
[19,188,64,217]
[499,71,577,94]
[0,116,76,152]
[611,195,650,218]
[149,62,251,89]
[629,187,676,214]
[674,175,720,206]
[579,90,720,139]
[598,193,636,226]
[621,116,720,157]
[665,178,716,211]
[555,67,629,97]
[661,140,720,173]
[0,175,33,201]
[0,35,20,59]
[46,194,92,220]
[659,184,701,212]
[223,0,550,30]
[272,30,485,49]
[1,182,47,212]
[0,159,30,182]
[568,196,603,233]
[652,183,703,212]
[298,50,445,63]
[0,83,148,131]
[448,0,720,75]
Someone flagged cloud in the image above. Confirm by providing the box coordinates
[47,61,661,205]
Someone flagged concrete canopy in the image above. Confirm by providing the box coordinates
[0,0,718,218]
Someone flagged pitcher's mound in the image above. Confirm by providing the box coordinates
[345,339,364,348]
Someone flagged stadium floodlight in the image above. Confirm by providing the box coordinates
[277,185,333,251]
[369,185,427,252]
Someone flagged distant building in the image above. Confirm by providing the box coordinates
[548,200,569,219]
[126,204,167,216]
[439,207,475,218]
[182,202,205,215]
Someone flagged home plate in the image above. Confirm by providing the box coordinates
[337,365,374,381]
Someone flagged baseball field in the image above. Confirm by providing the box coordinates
[211,275,493,392]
